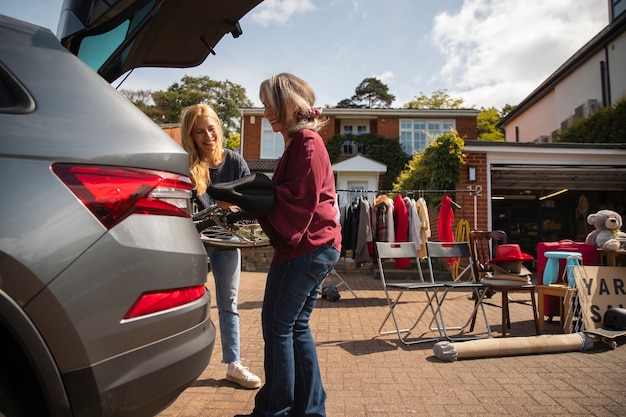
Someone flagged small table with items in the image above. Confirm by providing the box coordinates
[536,251,583,333]
[598,249,626,267]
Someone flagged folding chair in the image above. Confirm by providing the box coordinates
[375,241,445,345]
[329,268,358,298]
[470,230,539,337]
[418,241,492,341]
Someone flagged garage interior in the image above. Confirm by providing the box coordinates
[489,164,626,258]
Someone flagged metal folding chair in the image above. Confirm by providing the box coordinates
[375,241,445,345]
[328,268,358,298]
[418,241,492,341]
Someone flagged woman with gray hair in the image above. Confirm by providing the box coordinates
[238,73,342,417]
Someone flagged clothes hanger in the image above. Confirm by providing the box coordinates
[435,192,462,210]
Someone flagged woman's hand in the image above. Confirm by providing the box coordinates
[217,201,242,212]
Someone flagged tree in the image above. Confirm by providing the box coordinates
[336,77,395,108]
[224,131,241,151]
[119,89,166,121]
[128,75,253,137]
[120,89,153,107]
[403,89,464,109]
[394,131,465,204]
[477,107,505,141]
[500,103,516,118]
[335,98,361,108]
[556,97,626,143]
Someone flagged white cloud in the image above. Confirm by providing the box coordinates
[376,71,394,83]
[429,0,608,108]
[250,0,317,26]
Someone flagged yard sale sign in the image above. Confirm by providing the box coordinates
[572,266,626,330]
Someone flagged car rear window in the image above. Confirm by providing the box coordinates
[73,0,153,77]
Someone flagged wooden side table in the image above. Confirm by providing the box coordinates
[599,249,626,267]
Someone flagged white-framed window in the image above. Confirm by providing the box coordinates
[341,120,369,155]
[341,120,369,136]
[399,119,455,154]
[260,118,284,159]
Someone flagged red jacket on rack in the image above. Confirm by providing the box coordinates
[393,194,410,268]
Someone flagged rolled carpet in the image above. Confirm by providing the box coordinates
[433,332,594,361]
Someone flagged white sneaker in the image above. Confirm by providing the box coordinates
[226,362,262,389]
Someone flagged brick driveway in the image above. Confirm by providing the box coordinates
[158,269,626,417]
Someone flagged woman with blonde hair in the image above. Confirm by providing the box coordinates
[180,103,261,389]
[237,74,341,417]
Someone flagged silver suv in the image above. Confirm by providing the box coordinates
[0,0,261,415]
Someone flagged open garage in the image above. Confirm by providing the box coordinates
[464,141,626,257]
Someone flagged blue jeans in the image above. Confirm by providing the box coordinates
[253,245,340,417]
[206,246,241,364]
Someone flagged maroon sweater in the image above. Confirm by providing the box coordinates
[258,129,342,265]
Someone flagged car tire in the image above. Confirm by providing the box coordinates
[0,369,27,417]
[0,332,47,417]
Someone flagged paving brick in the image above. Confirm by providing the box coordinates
[157,270,626,417]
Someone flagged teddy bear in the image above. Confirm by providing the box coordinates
[585,209,626,251]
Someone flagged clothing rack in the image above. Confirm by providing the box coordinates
[335,188,479,230]
[336,189,478,195]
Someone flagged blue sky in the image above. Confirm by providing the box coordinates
[4,0,609,109]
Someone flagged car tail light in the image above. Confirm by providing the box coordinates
[52,164,192,229]
[123,285,206,319]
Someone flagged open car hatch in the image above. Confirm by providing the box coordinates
[58,0,263,82]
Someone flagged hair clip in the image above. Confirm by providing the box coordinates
[310,107,322,119]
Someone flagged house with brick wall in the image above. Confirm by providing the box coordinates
[162,102,625,268]
[162,108,488,271]
[237,107,491,264]
[240,107,480,198]
[239,107,479,165]
[166,101,624,260]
